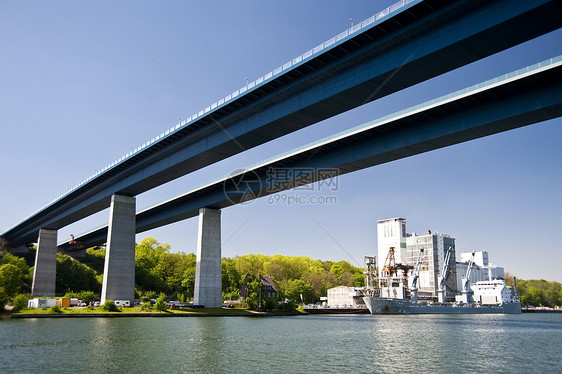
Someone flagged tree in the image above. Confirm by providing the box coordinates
[100,300,120,312]
[284,279,316,304]
[222,258,241,299]
[242,273,262,310]
[12,294,30,312]
[154,292,167,311]
[0,263,24,297]
[56,253,101,294]
[0,287,8,311]
[181,258,197,298]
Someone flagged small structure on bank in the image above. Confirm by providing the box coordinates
[327,286,366,308]
[240,274,278,301]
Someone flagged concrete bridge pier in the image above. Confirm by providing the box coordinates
[101,194,136,304]
[194,208,222,308]
[31,228,58,296]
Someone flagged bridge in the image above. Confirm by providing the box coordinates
[61,56,562,250]
[2,0,562,307]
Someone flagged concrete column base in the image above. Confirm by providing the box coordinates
[101,195,136,304]
[194,208,222,308]
[31,229,58,297]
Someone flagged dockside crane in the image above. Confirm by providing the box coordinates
[461,252,476,303]
[410,248,424,303]
[437,246,453,303]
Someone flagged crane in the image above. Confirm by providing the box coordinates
[461,252,476,303]
[437,246,453,303]
[410,248,424,303]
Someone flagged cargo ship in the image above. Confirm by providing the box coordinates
[363,279,521,314]
[362,247,521,315]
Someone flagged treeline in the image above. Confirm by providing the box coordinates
[0,237,364,310]
[7,238,559,310]
[506,274,562,308]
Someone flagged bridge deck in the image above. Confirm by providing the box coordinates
[59,56,562,249]
[3,0,561,246]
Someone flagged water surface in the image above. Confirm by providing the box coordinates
[1,313,560,373]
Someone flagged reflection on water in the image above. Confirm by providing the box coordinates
[1,314,561,373]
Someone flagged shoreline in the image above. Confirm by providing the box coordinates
[3,311,306,319]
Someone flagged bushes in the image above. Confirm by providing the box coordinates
[100,300,120,312]
[154,293,167,311]
[140,302,153,311]
[12,294,30,312]
[48,305,62,314]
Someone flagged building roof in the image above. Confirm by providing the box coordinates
[377,217,406,223]
[260,275,277,292]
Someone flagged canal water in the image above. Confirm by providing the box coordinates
[1,313,561,373]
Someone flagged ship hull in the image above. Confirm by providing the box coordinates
[363,297,521,314]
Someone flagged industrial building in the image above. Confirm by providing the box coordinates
[455,251,505,290]
[377,218,457,300]
[327,286,365,307]
[377,218,510,302]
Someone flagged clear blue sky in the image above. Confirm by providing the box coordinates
[1,1,561,281]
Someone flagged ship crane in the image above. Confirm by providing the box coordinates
[461,252,476,303]
[437,246,453,303]
[410,248,424,303]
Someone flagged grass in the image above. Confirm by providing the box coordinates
[11,306,259,316]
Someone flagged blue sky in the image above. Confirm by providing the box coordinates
[1,1,561,281]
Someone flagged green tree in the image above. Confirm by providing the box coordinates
[56,253,101,294]
[181,258,197,298]
[284,279,316,304]
[100,300,120,312]
[0,287,8,311]
[222,258,241,299]
[154,293,167,311]
[12,293,30,312]
[242,273,262,310]
[0,263,24,297]
[351,272,365,287]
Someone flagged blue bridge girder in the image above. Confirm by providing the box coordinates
[2,0,562,247]
[58,57,562,250]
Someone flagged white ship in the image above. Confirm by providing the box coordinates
[362,247,521,315]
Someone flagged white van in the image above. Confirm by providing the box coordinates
[114,300,131,307]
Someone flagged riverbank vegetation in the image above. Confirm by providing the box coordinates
[1,237,364,312]
[2,239,560,311]
[505,274,562,308]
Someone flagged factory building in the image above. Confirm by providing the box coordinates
[377,217,508,302]
[455,251,505,288]
[376,218,407,276]
[405,231,457,300]
[377,218,456,300]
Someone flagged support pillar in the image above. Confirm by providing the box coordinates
[101,195,136,304]
[194,208,222,308]
[31,229,58,296]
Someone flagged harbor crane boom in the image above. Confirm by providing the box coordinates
[437,247,453,303]
[461,252,476,303]
[410,248,424,303]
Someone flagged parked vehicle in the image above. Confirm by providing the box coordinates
[114,300,131,307]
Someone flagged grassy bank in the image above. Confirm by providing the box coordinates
[7,307,306,318]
